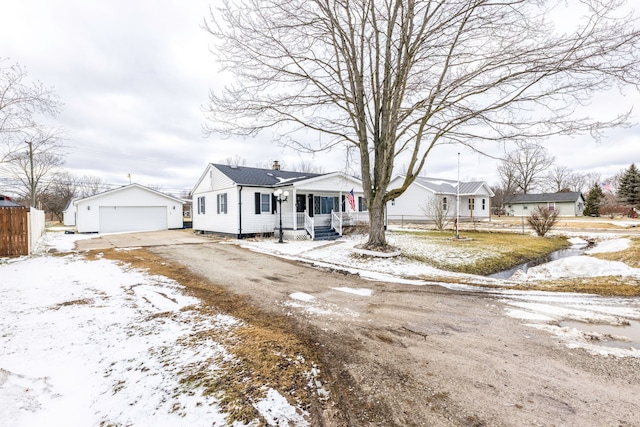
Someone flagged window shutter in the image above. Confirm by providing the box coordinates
[272,194,277,214]
[255,192,261,215]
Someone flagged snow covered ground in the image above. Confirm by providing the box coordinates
[1,229,640,426]
[0,232,310,427]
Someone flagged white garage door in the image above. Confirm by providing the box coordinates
[99,206,167,233]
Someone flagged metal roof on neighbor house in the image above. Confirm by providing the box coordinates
[507,192,584,204]
[413,176,491,196]
[213,164,323,187]
[0,199,22,207]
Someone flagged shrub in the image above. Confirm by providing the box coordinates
[527,206,560,237]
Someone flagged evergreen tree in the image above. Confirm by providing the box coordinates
[618,164,640,208]
[584,182,605,217]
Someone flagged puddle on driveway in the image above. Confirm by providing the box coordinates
[559,320,640,350]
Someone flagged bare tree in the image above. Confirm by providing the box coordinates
[204,0,640,248]
[545,165,573,193]
[223,155,247,167]
[40,171,79,221]
[292,160,324,174]
[79,175,108,197]
[528,206,560,237]
[1,127,65,206]
[1,61,61,163]
[421,196,452,231]
[496,159,518,198]
[566,171,601,194]
[498,142,555,194]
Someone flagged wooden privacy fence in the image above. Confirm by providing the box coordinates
[0,206,29,257]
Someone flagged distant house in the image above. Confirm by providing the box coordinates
[506,192,585,217]
[66,184,184,233]
[191,163,365,239]
[386,176,495,221]
[0,194,21,207]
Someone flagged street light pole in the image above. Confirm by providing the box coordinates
[274,189,289,243]
[456,152,460,240]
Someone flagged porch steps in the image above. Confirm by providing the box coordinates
[313,226,341,241]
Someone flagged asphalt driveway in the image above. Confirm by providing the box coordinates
[74,229,213,251]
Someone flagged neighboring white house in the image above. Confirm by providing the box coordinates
[386,176,495,222]
[63,198,78,226]
[191,163,365,240]
[506,192,585,217]
[66,184,184,233]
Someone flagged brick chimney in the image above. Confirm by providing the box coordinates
[272,160,281,170]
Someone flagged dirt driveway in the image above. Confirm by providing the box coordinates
[77,232,640,426]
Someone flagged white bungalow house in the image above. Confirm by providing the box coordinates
[386,176,495,222]
[64,184,184,233]
[506,192,585,217]
[191,163,366,240]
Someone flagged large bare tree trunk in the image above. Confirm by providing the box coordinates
[366,198,387,249]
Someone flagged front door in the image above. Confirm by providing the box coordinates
[296,194,306,213]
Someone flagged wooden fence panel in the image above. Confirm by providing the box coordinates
[0,206,29,257]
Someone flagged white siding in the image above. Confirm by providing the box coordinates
[193,185,281,235]
[508,201,582,217]
[192,166,239,234]
[63,205,76,226]
[75,186,183,233]
[386,178,435,219]
[295,173,363,193]
[386,178,492,221]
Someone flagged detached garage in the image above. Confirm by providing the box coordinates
[72,184,184,233]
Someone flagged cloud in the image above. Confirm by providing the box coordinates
[2,0,639,196]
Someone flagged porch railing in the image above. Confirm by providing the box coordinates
[304,211,314,240]
[331,210,342,236]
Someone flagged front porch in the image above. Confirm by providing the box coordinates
[275,210,369,240]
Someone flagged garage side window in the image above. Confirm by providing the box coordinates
[217,193,228,214]
[197,196,205,214]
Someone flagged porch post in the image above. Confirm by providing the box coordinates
[292,187,297,230]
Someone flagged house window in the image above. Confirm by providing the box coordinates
[217,193,227,214]
[482,199,486,210]
[358,197,368,212]
[254,192,273,214]
[261,193,271,213]
[548,202,556,211]
[442,197,448,210]
[313,196,339,214]
[523,205,528,210]
[468,198,475,210]
[197,196,205,215]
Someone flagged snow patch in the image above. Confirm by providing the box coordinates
[290,292,316,302]
[585,238,631,254]
[254,388,309,426]
[332,287,373,296]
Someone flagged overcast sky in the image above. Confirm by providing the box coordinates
[2,0,639,196]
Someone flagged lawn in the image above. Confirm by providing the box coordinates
[390,229,570,276]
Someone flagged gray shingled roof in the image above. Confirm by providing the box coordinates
[213,164,323,187]
[507,192,583,204]
[0,199,22,207]
[413,176,491,196]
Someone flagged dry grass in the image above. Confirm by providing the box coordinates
[588,237,640,268]
[506,276,640,296]
[90,248,325,425]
